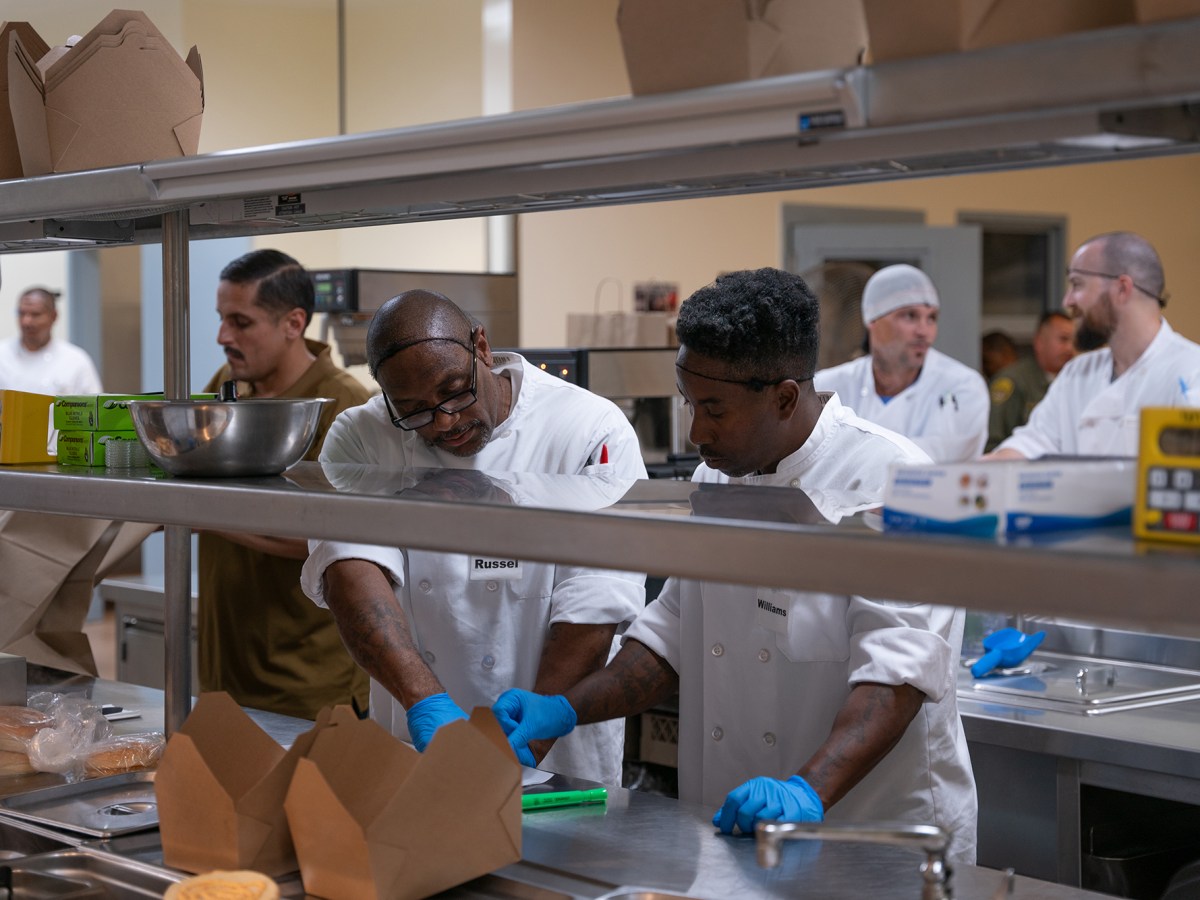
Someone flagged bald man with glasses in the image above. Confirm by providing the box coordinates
[990,231,1200,459]
[301,289,646,785]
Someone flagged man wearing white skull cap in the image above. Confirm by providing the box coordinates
[814,264,989,462]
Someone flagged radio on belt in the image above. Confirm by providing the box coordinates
[1135,407,1200,544]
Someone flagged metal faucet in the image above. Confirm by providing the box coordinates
[756,821,953,900]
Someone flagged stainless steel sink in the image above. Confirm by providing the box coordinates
[964,651,1200,715]
[0,817,78,862]
[1,848,182,898]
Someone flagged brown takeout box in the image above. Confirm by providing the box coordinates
[862,0,1134,62]
[4,8,203,177]
[617,0,867,95]
[155,692,320,878]
[0,23,48,181]
[1134,0,1200,21]
[284,707,521,900]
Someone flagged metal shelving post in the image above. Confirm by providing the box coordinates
[161,208,192,735]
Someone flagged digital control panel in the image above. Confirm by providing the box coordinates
[1135,407,1200,543]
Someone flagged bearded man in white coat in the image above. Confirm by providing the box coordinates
[300,289,647,785]
[991,231,1200,459]
[493,268,978,863]
[814,264,988,463]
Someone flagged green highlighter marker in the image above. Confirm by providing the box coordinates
[521,788,608,812]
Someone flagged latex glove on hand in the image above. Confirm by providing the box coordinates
[713,775,824,836]
[491,689,578,767]
[405,692,468,752]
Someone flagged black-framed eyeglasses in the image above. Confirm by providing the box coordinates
[382,337,479,430]
[1066,268,1167,307]
[675,362,813,392]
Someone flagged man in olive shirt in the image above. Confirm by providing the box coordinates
[986,311,1075,451]
[199,249,371,719]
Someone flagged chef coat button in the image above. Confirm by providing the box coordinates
[486,581,498,592]
[418,580,432,593]
[758,648,770,663]
[711,726,724,741]
[710,643,724,657]
[481,654,495,670]
[789,478,800,488]
[424,650,436,664]
[763,732,777,747]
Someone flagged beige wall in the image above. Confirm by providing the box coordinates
[518,154,1200,346]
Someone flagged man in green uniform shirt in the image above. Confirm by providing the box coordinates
[986,311,1075,451]
[199,249,372,718]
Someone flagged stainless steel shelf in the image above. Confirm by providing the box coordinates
[2,464,1195,630]
[0,20,1197,249]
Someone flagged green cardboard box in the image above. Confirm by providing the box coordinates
[54,393,216,432]
[56,430,141,467]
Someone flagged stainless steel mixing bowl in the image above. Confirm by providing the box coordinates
[127,397,333,477]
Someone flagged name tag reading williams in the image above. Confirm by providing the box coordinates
[755,590,791,635]
[469,556,524,580]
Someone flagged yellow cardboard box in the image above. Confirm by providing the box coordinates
[0,389,54,464]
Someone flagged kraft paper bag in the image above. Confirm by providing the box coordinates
[0,511,156,675]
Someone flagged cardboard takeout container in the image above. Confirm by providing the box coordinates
[157,694,521,898]
[155,692,314,877]
[4,8,203,177]
[617,0,867,95]
[284,707,521,900]
[862,0,1134,62]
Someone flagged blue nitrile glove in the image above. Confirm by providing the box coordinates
[491,688,578,767]
[713,775,824,836]
[405,693,468,752]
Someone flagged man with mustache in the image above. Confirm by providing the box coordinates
[813,264,989,462]
[200,248,371,718]
[300,289,646,785]
[990,232,1200,459]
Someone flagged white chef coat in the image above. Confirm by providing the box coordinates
[0,337,101,395]
[814,348,989,463]
[302,353,647,785]
[1000,319,1200,459]
[624,393,978,864]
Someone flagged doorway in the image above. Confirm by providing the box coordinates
[787,223,983,370]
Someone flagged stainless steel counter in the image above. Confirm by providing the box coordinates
[958,666,1200,788]
[501,780,1111,900]
[0,672,1111,899]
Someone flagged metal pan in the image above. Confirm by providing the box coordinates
[0,771,158,838]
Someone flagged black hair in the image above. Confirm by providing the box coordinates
[1037,310,1072,330]
[18,287,58,310]
[674,268,819,382]
[981,330,1018,355]
[219,249,314,327]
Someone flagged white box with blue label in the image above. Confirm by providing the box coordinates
[883,459,1136,536]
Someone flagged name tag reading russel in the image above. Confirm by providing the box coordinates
[469,556,524,580]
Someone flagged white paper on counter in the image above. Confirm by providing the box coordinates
[522,766,554,786]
